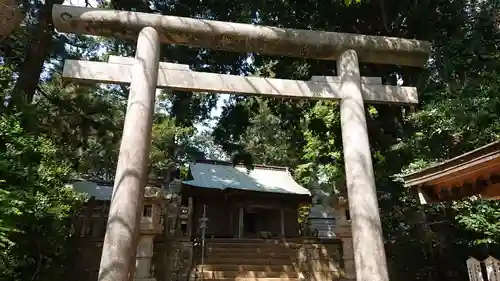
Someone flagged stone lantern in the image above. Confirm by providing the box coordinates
[308,187,337,238]
[307,181,355,280]
[134,185,168,281]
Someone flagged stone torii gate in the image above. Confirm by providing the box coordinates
[52,5,431,281]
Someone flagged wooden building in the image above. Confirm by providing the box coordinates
[67,161,356,281]
[181,160,312,238]
[403,140,500,204]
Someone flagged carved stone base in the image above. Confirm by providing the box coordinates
[135,278,156,281]
[343,260,356,279]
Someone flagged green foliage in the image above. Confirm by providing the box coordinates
[149,115,202,178]
[344,0,362,6]
[454,200,500,245]
[0,114,84,281]
[295,101,343,189]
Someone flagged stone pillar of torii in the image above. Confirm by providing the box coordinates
[52,5,431,281]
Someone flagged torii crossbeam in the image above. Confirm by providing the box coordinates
[52,5,431,281]
[64,56,418,104]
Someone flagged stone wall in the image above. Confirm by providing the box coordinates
[70,237,351,281]
[68,238,194,281]
[70,240,104,281]
[294,238,351,281]
[152,238,194,281]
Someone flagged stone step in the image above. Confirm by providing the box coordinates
[203,257,294,265]
[206,244,297,250]
[198,271,299,279]
[196,264,298,272]
[205,238,302,243]
[205,250,293,258]
[198,261,341,272]
[200,278,299,281]
[199,271,299,279]
[197,271,341,280]
[205,242,301,249]
[198,272,340,280]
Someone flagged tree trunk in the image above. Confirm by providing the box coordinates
[12,0,63,106]
[0,0,23,44]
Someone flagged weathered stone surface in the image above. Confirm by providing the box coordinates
[296,241,344,280]
[97,27,161,281]
[63,60,419,104]
[136,257,153,278]
[310,76,381,85]
[52,5,430,66]
[163,239,193,281]
[108,55,190,70]
[137,236,155,257]
[337,50,389,281]
[144,185,169,199]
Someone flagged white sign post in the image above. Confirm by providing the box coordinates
[468,257,485,281]
[485,256,500,281]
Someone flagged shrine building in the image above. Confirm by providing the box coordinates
[180,160,311,238]
[68,160,355,281]
[403,140,500,204]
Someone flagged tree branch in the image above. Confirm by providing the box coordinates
[378,0,390,33]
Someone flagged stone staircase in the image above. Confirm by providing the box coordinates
[195,239,301,281]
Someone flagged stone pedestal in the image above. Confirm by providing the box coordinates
[136,235,155,280]
[308,204,336,238]
[340,237,355,279]
[308,187,355,280]
[308,188,341,238]
[330,195,355,280]
[134,186,168,281]
[328,216,355,280]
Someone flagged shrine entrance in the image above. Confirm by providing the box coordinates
[243,207,259,236]
[242,206,278,237]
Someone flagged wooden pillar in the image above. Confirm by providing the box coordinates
[238,207,243,238]
[280,208,285,237]
[187,197,193,238]
[337,50,389,281]
[229,205,233,237]
[97,27,160,281]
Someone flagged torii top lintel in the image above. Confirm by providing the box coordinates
[52,5,431,67]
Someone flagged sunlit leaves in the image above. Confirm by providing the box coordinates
[343,0,362,6]
[0,114,84,280]
[454,199,500,245]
